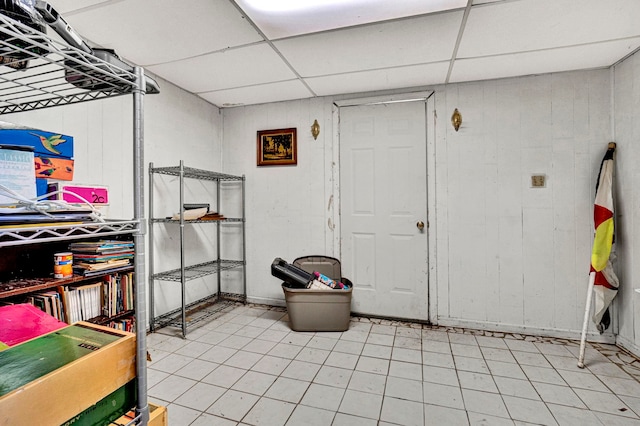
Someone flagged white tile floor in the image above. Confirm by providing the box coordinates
[146,304,640,425]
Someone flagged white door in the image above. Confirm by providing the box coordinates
[340,100,429,320]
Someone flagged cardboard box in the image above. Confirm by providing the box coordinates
[0,322,136,426]
[34,156,74,180]
[113,402,168,426]
[62,379,137,426]
[149,403,168,426]
[46,182,110,205]
[36,178,48,197]
[0,128,74,159]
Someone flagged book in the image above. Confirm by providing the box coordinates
[100,273,134,318]
[0,209,95,225]
[68,240,134,253]
[0,147,36,205]
[74,259,131,271]
[72,251,134,263]
[79,264,133,278]
[0,304,67,346]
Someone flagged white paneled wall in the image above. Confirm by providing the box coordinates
[222,98,335,305]
[222,68,619,342]
[613,49,640,355]
[433,71,613,339]
[144,80,224,317]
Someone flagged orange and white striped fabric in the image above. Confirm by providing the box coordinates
[591,144,618,334]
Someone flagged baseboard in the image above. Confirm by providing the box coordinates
[615,334,640,359]
[243,299,621,346]
[436,317,616,344]
[246,295,286,308]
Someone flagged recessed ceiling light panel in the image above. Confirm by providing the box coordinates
[243,0,350,13]
[235,0,466,39]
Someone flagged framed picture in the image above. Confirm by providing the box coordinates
[257,128,297,166]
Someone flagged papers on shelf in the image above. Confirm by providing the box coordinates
[0,146,36,205]
[171,207,208,220]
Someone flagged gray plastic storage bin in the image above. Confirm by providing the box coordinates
[281,255,352,332]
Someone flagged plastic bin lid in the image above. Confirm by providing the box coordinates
[293,255,341,280]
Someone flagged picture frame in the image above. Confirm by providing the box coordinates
[257,128,297,166]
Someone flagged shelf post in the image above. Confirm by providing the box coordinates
[149,163,155,332]
[242,175,247,299]
[217,177,221,296]
[133,66,149,425]
[179,160,187,338]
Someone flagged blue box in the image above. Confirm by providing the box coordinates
[36,178,48,197]
[0,129,74,159]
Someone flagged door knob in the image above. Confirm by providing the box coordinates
[416,221,425,231]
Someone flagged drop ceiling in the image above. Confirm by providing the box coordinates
[46,0,640,108]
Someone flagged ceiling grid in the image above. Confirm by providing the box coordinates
[40,0,640,107]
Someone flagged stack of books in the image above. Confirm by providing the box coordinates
[69,240,134,277]
[61,272,135,324]
[27,290,65,321]
[102,272,134,318]
[63,282,102,323]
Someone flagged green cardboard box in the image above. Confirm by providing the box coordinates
[0,322,136,426]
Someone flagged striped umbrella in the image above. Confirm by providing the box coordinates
[590,143,619,333]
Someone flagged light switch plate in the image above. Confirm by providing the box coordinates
[531,175,546,188]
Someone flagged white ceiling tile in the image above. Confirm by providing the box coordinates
[53,0,263,66]
[47,0,109,14]
[459,0,640,58]
[450,38,640,83]
[234,0,466,39]
[200,80,314,107]
[305,62,450,96]
[274,11,463,77]
[147,43,297,94]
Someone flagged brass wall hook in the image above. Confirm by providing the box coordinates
[311,119,320,140]
[451,108,462,132]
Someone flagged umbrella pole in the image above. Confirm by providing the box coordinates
[578,271,596,368]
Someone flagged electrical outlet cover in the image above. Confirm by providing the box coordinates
[531,175,546,188]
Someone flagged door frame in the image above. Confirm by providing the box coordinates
[330,91,438,324]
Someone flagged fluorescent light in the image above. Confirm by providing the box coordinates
[243,0,352,13]
[236,0,466,39]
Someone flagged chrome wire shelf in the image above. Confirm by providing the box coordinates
[0,219,139,247]
[149,165,244,182]
[0,10,154,425]
[149,161,247,338]
[151,259,244,282]
[150,217,243,224]
[151,294,244,330]
[0,13,154,115]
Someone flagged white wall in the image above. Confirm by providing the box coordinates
[223,68,618,342]
[3,75,223,319]
[222,98,335,305]
[433,71,613,340]
[144,79,224,317]
[613,48,640,355]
